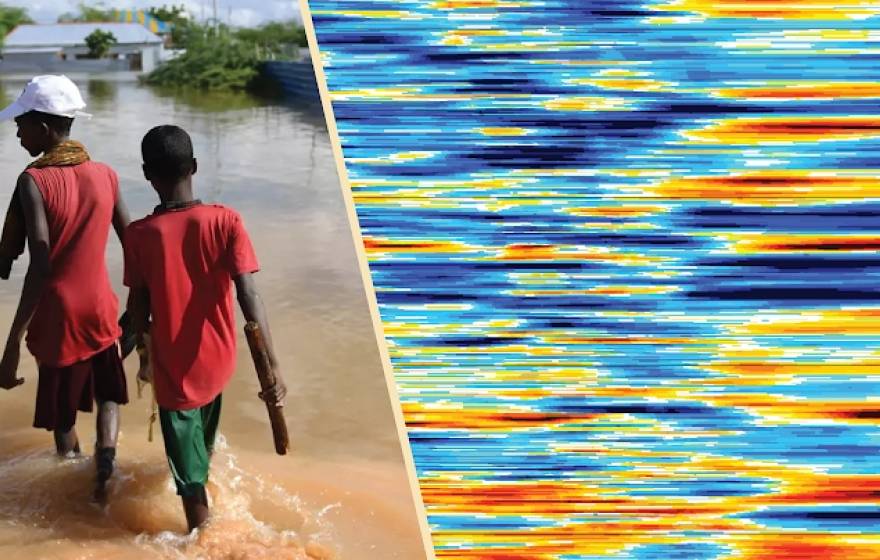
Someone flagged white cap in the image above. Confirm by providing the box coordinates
[0,75,91,121]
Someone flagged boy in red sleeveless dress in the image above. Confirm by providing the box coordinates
[0,76,130,503]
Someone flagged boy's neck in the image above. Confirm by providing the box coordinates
[158,180,195,204]
[41,135,70,155]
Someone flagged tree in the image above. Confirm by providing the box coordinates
[147,4,192,47]
[58,2,114,23]
[235,21,308,49]
[147,4,189,24]
[85,29,116,58]
[0,5,32,39]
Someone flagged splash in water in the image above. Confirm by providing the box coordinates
[0,433,337,560]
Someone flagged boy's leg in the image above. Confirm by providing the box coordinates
[185,396,221,530]
[92,343,128,500]
[94,400,119,503]
[96,400,119,449]
[201,394,222,456]
[159,396,220,532]
[53,427,80,455]
[182,396,221,531]
[35,363,88,456]
[182,486,209,531]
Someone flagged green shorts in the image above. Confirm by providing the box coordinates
[159,394,222,497]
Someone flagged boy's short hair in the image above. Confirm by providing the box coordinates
[23,110,73,135]
[142,125,195,182]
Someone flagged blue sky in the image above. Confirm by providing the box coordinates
[5,1,302,27]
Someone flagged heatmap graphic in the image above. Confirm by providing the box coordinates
[307,1,880,558]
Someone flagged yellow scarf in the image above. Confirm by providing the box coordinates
[27,140,90,169]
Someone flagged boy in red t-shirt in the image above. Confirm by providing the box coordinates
[124,125,287,532]
[0,75,130,503]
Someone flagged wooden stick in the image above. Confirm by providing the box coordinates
[147,389,157,443]
[244,322,289,455]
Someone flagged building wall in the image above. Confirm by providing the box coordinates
[141,45,160,73]
[0,53,129,73]
[0,43,162,74]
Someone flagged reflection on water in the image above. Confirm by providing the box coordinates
[150,84,268,112]
[0,79,424,559]
[86,80,117,105]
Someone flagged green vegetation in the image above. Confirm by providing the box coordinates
[146,4,190,46]
[236,21,307,50]
[145,25,260,90]
[58,2,114,23]
[147,4,188,25]
[85,29,116,58]
[0,4,33,42]
[145,20,307,92]
[0,1,307,94]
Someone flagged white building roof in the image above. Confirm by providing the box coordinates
[3,47,61,54]
[5,23,162,49]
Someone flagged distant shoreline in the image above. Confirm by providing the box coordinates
[0,71,142,82]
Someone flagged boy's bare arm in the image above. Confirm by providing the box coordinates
[0,174,51,389]
[233,273,287,405]
[126,287,152,382]
[126,287,150,333]
[112,194,131,245]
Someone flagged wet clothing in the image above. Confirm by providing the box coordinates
[33,342,127,431]
[159,394,222,496]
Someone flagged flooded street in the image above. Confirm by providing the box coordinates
[0,77,426,559]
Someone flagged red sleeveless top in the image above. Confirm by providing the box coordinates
[24,161,122,367]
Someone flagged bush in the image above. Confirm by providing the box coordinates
[144,24,261,90]
[144,20,308,91]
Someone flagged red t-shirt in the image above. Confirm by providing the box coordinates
[25,162,122,367]
[123,204,259,410]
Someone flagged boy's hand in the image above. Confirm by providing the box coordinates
[259,376,287,407]
[136,362,152,399]
[0,342,24,390]
[136,352,152,384]
[135,335,152,384]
